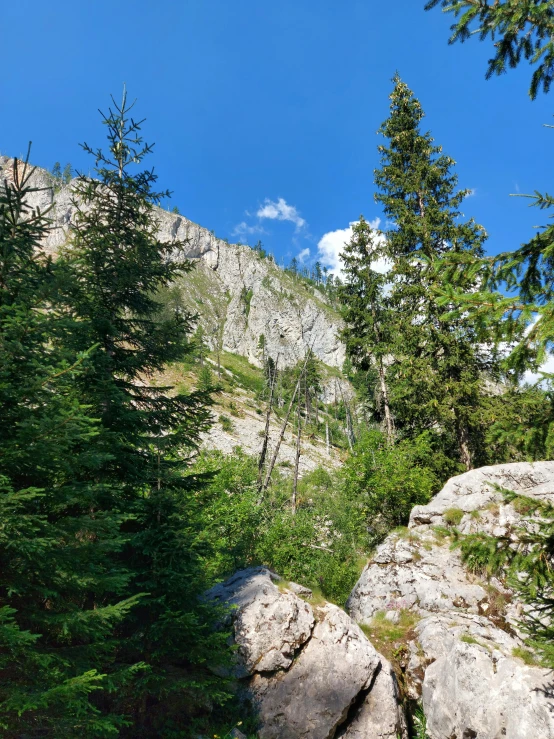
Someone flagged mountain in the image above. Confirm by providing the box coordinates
[0,157,345,373]
[0,156,353,469]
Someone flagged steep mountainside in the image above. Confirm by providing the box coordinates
[0,156,352,469]
[0,157,345,373]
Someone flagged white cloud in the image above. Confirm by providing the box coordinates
[466,188,477,198]
[316,218,389,277]
[297,247,310,263]
[256,198,306,230]
[232,221,267,238]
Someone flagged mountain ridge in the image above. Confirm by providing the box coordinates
[0,156,346,375]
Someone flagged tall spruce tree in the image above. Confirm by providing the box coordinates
[55,91,230,734]
[338,217,394,442]
[374,75,495,469]
[0,153,138,736]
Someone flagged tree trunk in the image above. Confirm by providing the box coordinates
[292,399,302,515]
[456,419,473,471]
[338,381,355,450]
[325,421,330,456]
[258,357,279,488]
[260,348,313,495]
[260,379,300,495]
[378,358,394,444]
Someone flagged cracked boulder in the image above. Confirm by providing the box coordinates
[347,461,554,739]
[417,614,554,739]
[206,567,314,676]
[337,658,408,739]
[207,567,407,738]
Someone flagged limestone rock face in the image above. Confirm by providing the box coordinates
[410,460,554,529]
[347,461,554,739]
[206,568,314,676]
[207,567,407,739]
[337,659,408,739]
[347,531,488,624]
[418,614,554,739]
[0,157,346,373]
[251,603,381,739]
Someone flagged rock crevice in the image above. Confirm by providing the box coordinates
[207,567,407,739]
[348,461,554,739]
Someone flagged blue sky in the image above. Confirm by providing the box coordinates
[2,0,552,274]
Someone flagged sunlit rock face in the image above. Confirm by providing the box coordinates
[348,461,554,739]
[0,157,346,373]
[206,567,407,739]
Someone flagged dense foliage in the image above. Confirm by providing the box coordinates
[2,3,554,729]
[0,99,233,736]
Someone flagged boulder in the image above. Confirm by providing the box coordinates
[206,567,314,676]
[347,460,554,739]
[347,530,488,624]
[418,614,554,739]
[207,567,407,738]
[410,461,554,529]
[337,659,408,739]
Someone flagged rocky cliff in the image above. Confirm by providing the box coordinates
[0,157,345,372]
[349,461,554,739]
[211,462,554,738]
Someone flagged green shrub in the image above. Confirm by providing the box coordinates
[512,646,539,666]
[219,414,234,432]
[341,430,439,543]
[443,507,464,526]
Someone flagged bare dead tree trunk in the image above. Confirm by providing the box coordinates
[260,378,300,496]
[325,420,330,456]
[338,381,355,451]
[258,356,279,488]
[378,358,394,444]
[261,345,314,495]
[292,397,302,515]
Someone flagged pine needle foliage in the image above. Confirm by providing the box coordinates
[425,0,554,99]
[373,75,497,469]
[56,90,232,734]
[0,93,234,735]
[338,217,395,441]
[0,152,137,736]
[435,154,554,377]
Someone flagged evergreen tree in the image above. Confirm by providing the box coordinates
[374,75,495,469]
[438,124,554,379]
[57,91,229,733]
[314,261,323,284]
[51,161,61,179]
[426,0,554,99]
[0,152,137,735]
[338,217,394,442]
[62,163,72,184]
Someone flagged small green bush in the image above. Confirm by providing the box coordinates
[512,646,539,666]
[219,414,234,432]
[443,507,464,526]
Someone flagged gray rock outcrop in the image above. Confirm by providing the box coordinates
[206,567,407,739]
[348,461,554,739]
[0,157,346,373]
